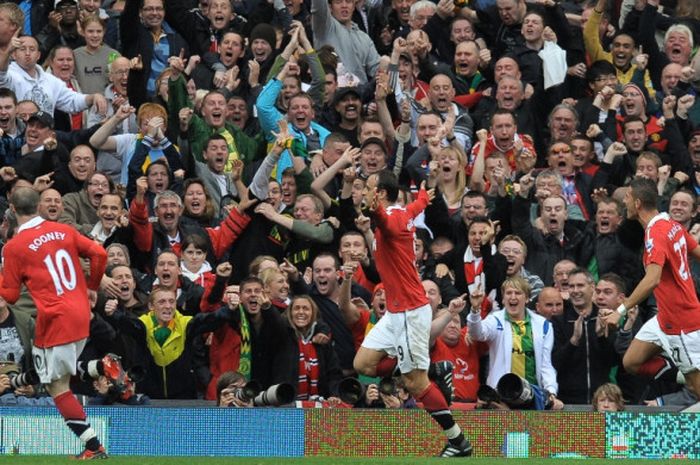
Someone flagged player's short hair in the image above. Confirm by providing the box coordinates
[10,187,39,216]
[0,88,17,104]
[240,276,264,291]
[313,252,340,270]
[375,170,399,203]
[629,177,658,210]
[149,285,176,304]
[597,197,623,216]
[598,272,626,294]
[568,267,595,284]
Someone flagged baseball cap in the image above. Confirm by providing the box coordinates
[27,111,54,129]
[360,137,387,154]
[333,86,361,106]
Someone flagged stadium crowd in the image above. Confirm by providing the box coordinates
[0,0,699,411]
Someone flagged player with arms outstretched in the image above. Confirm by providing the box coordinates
[353,170,472,457]
[605,178,700,399]
[0,187,108,459]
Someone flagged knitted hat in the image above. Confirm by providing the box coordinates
[622,82,648,109]
[249,23,276,49]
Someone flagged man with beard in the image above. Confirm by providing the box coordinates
[552,268,617,404]
[226,94,260,139]
[330,87,362,147]
[59,171,112,235]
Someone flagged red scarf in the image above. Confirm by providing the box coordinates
[464,247,492,317]
[297,339,320,400]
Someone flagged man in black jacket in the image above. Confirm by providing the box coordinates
[551,268,617,404]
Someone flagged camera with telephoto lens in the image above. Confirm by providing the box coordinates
[253,383,295,406]
[338,377,366,405]
[230,380,261,404]
[378,377,398,397]
[496,373,551,410]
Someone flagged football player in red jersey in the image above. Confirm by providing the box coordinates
[353,171,473,457]
[0,187,108,459]
[605,178,700,400]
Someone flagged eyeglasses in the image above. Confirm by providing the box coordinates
[111,69,129,76]
[89,181,110,188]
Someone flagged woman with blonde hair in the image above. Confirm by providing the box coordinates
[428,145,468,217]
[260,267,290,312]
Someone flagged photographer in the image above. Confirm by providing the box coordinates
[216,371,253,408]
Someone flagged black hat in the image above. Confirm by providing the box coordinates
[27,111,54,129]
[249,23,276,49]
[333,86,361,106]
[55,0,78,7]
[360,137,386,154]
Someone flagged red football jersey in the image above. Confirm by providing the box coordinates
[0,217,107,348]
[371,190,430,313]
[430,327,484,402]
[644,213,700,335]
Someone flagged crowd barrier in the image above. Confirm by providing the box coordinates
[0,407,699,458]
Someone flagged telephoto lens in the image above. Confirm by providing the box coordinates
[234,380,262,403]
[253,383,295,406]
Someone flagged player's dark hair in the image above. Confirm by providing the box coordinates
[313,251,341,270]
[599,272,626,295]
[585,60,617,83]
[468,215,491,233]
[622,115,645,132]
[10,187,39,216]
[629,177,658,210]
[375,170,399,203]
[240,276,264,291]
[568,267,594,284]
